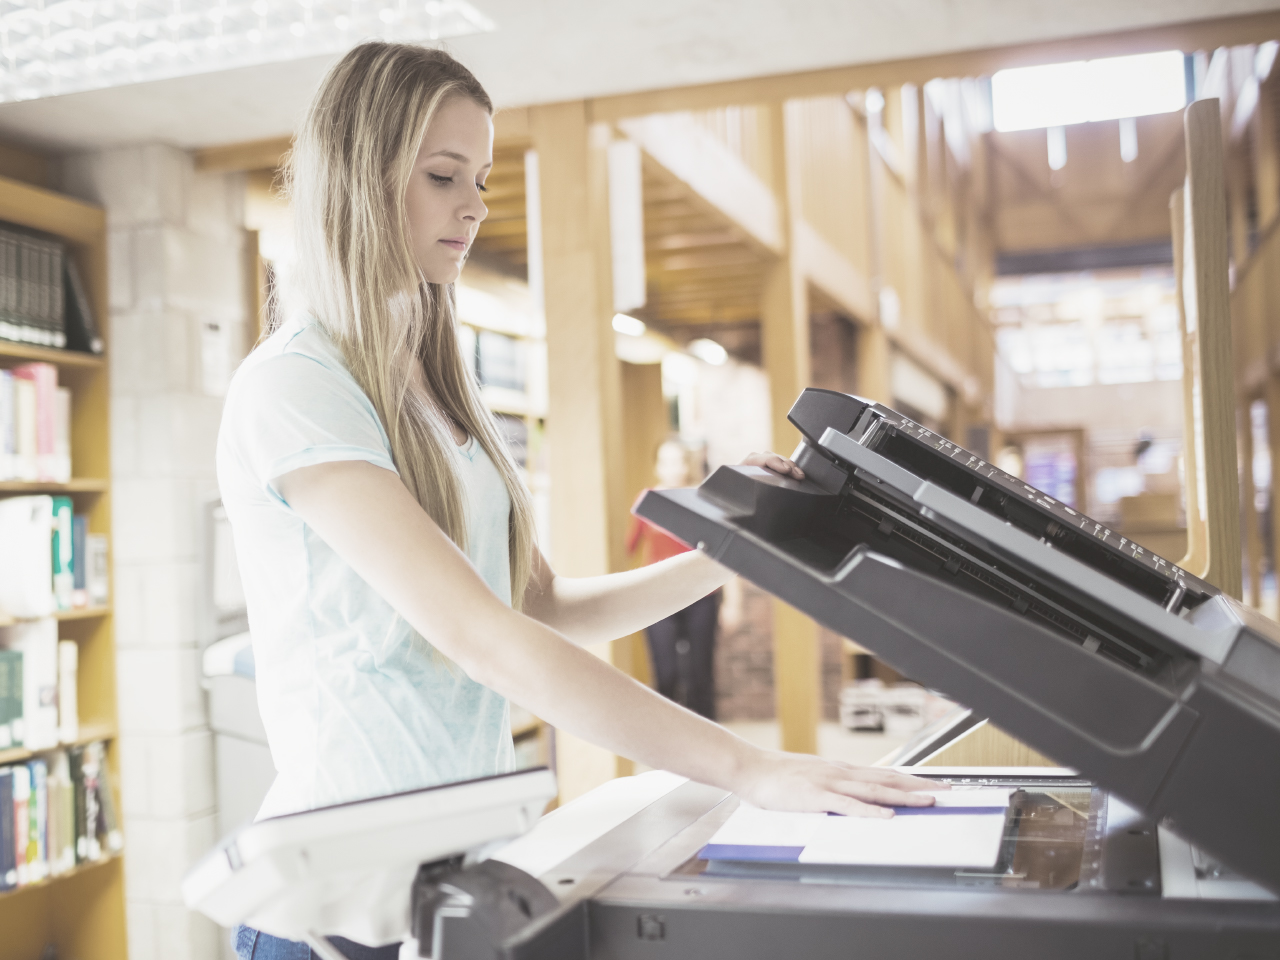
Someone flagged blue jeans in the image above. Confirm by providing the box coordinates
[232,925,402,960]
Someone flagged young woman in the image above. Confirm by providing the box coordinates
[217,42,938,960]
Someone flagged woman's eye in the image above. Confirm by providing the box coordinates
[477,183,488,193]
[429,173,453,185]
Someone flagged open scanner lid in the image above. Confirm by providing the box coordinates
[635,388,1280,894]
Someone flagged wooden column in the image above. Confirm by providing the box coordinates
[1172,186,1208,575]
[1183,99,1243,598]
[528,102,633,800]
[762,100,821,755]
[1254,76,1280,233]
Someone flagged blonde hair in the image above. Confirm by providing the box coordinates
[283,42,536,610]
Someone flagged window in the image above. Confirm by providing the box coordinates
[992,268,1180,388]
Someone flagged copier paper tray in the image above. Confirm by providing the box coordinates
[634,389,1280,894]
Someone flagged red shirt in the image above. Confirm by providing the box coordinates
[627,489,691,566]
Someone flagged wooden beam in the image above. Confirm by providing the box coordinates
[194,135,292,173]
[795,218,876,323]
[620,112,784,255]
[590,12,1280,121]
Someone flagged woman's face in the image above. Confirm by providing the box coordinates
[405,96,493,284]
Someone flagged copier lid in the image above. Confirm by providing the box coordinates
[635,388,1280,894]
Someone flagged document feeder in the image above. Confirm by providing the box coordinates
[634,387,1280,895]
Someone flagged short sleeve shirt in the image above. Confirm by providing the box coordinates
[216,314,515,819]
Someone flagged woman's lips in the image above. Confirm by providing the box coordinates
[439,238,468,252]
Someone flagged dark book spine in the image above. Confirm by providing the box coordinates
[63,258,102,355]
[0,768,13,891]
[69,745,86,864]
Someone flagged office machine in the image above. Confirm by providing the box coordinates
[186,389,1280,958]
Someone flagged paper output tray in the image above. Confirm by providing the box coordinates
[634,389,1280,895]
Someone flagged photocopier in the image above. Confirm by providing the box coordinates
[185,389,1280,959]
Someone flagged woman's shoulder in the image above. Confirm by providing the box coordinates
[233,316,354,391]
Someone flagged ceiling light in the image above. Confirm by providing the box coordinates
[688,338,727,366]
[612,313,646,337]
[0,0,496,104]
[991,50,1187,132]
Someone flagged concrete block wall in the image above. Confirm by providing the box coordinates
[60,144,248,960]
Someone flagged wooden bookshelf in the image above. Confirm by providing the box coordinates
[0,478,108,494]
[0,175,124,960]
[0,722,116,768]
[0,342,103,369]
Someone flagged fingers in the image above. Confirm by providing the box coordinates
[853,767,947,792]
[833,777,936,808]
[743,451,805,480]
[822,792,895,819]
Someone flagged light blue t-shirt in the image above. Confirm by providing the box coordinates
[215,314,516,819]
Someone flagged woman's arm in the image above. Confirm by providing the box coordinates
[523,452,803,644]
[277,459,939,816]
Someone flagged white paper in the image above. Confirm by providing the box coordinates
[704,789,1014,869]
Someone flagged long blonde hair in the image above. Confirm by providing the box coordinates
[284,42,536,610]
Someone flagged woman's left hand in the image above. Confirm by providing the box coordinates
[740,451,805,481]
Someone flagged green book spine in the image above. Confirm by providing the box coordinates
[51,496,73,611]
[0,650,19,748]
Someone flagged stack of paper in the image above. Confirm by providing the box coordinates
[701,789,1014,869]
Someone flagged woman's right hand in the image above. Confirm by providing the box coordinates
[731,748,944,818]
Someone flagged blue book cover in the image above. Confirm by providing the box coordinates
[0,767,13,890]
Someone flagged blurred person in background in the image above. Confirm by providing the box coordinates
[628,440,719,719]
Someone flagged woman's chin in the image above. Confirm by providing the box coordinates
[421,260,464,285]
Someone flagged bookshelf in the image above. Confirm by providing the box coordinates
[0,175,125,960]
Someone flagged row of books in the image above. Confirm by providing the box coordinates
[0,361,72,483]
[0,496,108,621]
[0,620,78,751]
[0,741,121,890]
[0,223,102,355]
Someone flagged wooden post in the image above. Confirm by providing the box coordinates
[1173,186,1209,575]
[762,100,821,755]
[1254,76,1280,233]
[528,102,633,800]
[1183,99,1243,599]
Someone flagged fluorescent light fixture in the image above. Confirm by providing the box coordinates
[1047,126,1067,171]
[1119,117,1138,163]
[611,313,646,337]
[0,0,496,104]
[991,50,1187,132]
[688,338,727,366]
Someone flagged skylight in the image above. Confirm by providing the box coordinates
[991,50,1187,132]
[0,0,495,104]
